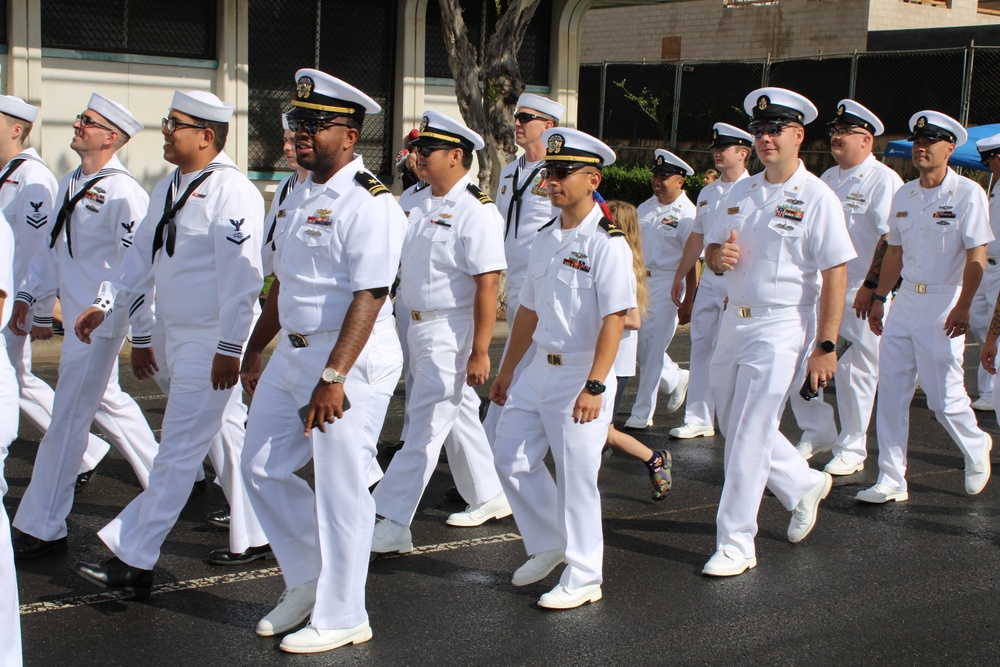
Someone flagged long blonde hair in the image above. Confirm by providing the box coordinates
[607,200,649,317]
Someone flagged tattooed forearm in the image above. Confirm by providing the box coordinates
[989,297,1000,340]
[326,287,388,372]
[864,236,889,286]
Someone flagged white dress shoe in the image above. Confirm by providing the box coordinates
[824,454,864,476]
[279,621,372,654]
[702,549,756,577]
[855,483,908,503]
[665,370,689,413]
[446,493,512,527]
[668,423,715,439]
[511,549,565,586]
[795,441,833,460]
[256,579,318,636]
[537,582,602,609]
[965,433,992,495]
[623,415,653,430]
[371,518,413,554]
[787,472,832,543]
[971,397,993,411]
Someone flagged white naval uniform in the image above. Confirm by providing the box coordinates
[819,155,903,463]
[12,157,160,543]
[95,153,266,568]
[374,175,506,525]
[1,150,110,474]
[969,185,1000,405]
[684,172,747,428]
[630,192,696,423]
[481,156,554,444]
[493,204,635,589]
[242,155,405,630]
[706,161,855,558]
[0,215,23,667]
[875,168,992,492]
[262,172,304,277]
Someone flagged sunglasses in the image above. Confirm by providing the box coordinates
[286,117,352,136]
[77,114,115,132]
[748,122,794,139]
[828,126,868,138]
[161,117,207,134]
[540,165,589,181]
[514,112,549,124]
[411,144,453,158]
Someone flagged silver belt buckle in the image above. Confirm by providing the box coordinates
[738,307,752,318]
[410,310,423,322]
[288,333,308,348]
[547,353,562,365]
[914,283,927,294]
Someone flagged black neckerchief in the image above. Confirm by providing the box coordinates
[266,175,298,251]
[504,155,543,240]
[49,166,129,258]
[151,163,234,260]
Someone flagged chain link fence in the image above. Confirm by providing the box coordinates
[581,46,999,179]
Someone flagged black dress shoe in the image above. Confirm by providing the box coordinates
[204,506,230,529]
[73,557,154,599]
[206,544,275,565]
[75,469,95,494]
[12,532,68,560]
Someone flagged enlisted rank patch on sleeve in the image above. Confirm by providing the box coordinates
[26,201,47,228]
[598,217,624,237]
[466,183,494,205]
[226,218,251,246]
[355,171,389,196]
[120,220,136,248]
[727,207,740,215]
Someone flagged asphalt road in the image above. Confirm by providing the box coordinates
[7,325,1000,666]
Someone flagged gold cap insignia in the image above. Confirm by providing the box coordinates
[296,76,314,100]
[713,129,719,139]
[547,134,564,154]
[655,155,665,165]
[419,116,429,132]
[916,116,927,129]
[837,104,845,116]
[757,95,769,111]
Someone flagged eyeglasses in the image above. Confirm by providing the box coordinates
[514,112,549,124]
[76,114,115,132]
[285,117,352,136]
[748,122,794,139]
[828,126,868,138]
[162,117,207,134]
[540,166,589,181]
[411,144,452,158]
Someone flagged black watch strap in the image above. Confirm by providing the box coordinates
[585,379,606,395]
[873,293,888,303]
[817,339,836,353]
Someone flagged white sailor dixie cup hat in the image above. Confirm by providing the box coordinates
[171,90,234,124]
[540,128,615,168]
[744,87,818,125]
[709,123,754,148]
[288,68,380,124]
[829,99,884,136]
[976,132,1000,164]
[516,93,565,122]
[412,110,484,151]
[0,95,38,123]
[651,149,694,177]
[88,93,143,138]
[907,110,967,146]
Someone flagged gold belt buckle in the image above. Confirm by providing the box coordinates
[738,307,752,318]
[645,270,652,277]
[410,310,423,322]
[914,283,927,294]
[547,353,562,365]
[288,333,308,348]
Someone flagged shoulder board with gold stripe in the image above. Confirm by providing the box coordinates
[466,182,494,205]
[354,171,390,196]
[599,217,624,238]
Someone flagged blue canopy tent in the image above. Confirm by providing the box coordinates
[883,123,1000,172]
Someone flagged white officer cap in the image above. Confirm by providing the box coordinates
[413,110,485,151]
[976,132,1000,163]
[289,68,380,124]
[744,87,818,125]
[541,128,615,168]
[88,93,143,138]
[907,110,967,146]
[171,90,234,124]
[0,95,38,123]
[709,122,753,148]
[651,149,693,177]
[516,93,565,122]
[829,99,884,136]
[281,113,290,132]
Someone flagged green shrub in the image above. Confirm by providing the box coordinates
[598,163,709,208]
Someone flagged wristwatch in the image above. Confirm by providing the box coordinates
[872,293,888,304]
[816,340,836,354]
[320,367,347,384]
[584,379,606,395]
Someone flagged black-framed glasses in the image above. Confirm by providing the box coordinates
[286,117,351,136]
[161,117,207,134]
[514,112,549,124]
[748,122,793,139]
[411,144,452,158]
[540,165,588,181]
[828,126,868,138]
[76,114,114,132]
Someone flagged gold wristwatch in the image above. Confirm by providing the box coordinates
[320,367,346,384]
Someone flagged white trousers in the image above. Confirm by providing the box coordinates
[483,293,535,448]
[684,271,726,427]
[875,289,989,492]
[5,326,114,475]
[0,339,23,667]
[970,265,1000,402]
[788,309,838,445]
[711,308,825,559]
[493,355,614,589]
[631,272,682,422]
[374,311,502,525]
[150,321,264,554]
[13,334,158,541]
[832,283,888,463]
[99,334,265,569]
[243,320,401,630]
